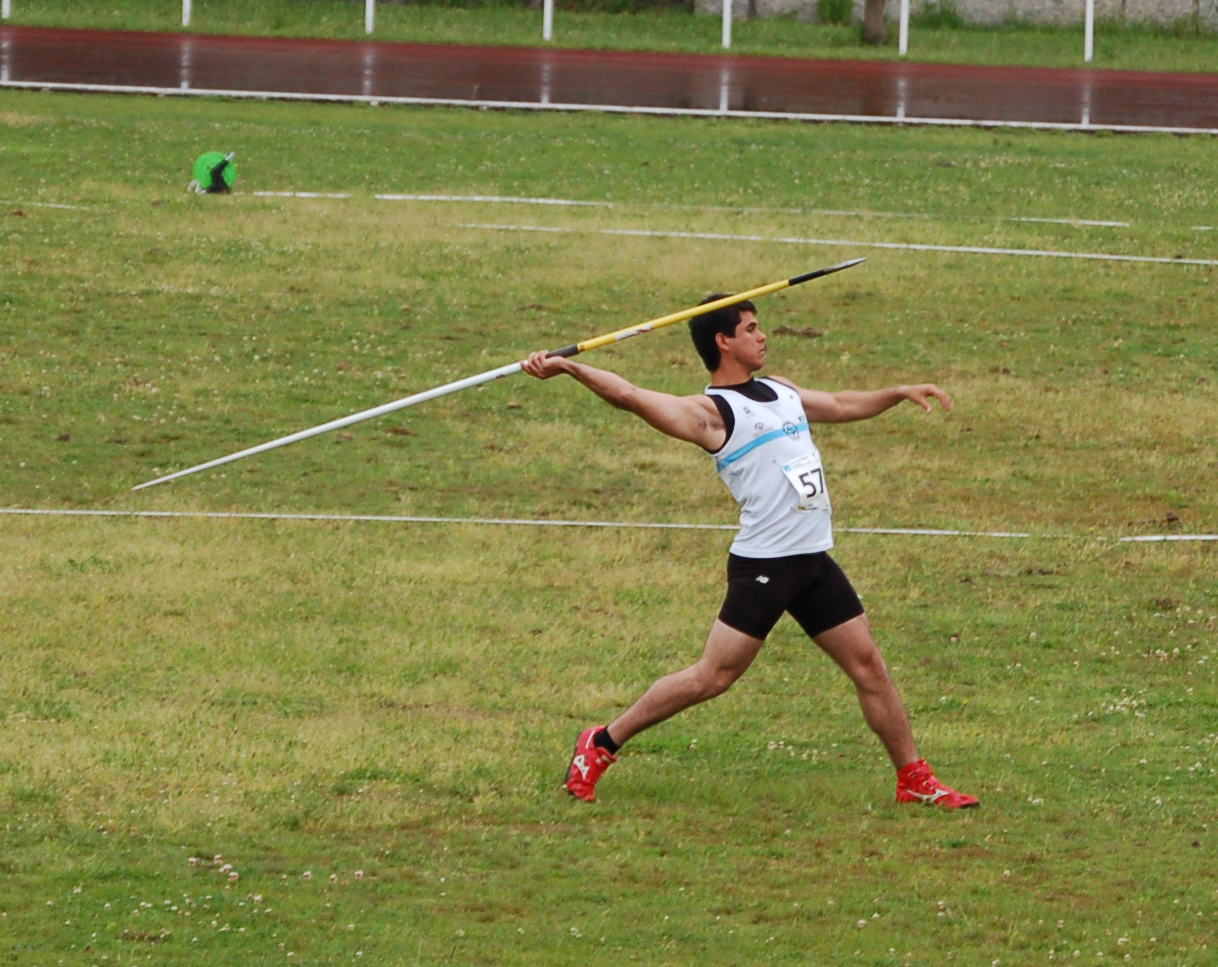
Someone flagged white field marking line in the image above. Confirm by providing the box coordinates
[255,190,1132,230]
[0,185,1151,233]
[1118,534,1218,543]
[254,190,353,199]
[378,193,607,207]
[3,79,1217,137]
[459,222,1218,267]
[1009,216,1129,228]
[2,508,1215,543]
[0,507,726,531]
[0,198,88,210]
[253,191,609,207]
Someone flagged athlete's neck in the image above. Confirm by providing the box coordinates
[708,376,759,390]
[709,360,759,386]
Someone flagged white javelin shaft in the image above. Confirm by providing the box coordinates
[131,361,522,492]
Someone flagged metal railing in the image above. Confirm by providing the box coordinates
[0,0,1103,63]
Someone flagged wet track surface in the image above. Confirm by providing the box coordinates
[2,25,1217,133]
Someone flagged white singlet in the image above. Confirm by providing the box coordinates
[705,377,834,558]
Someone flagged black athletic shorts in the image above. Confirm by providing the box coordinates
[718,551,865,641]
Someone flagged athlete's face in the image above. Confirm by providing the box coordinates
[725,310,767,370]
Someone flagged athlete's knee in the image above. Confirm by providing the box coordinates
[847,647,892,691]
[692,661,744,700]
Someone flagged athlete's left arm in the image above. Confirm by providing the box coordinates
[770,377,953,424]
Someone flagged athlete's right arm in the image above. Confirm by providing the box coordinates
[521,351,725,449]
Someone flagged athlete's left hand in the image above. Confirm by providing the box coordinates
[901,384,953,413]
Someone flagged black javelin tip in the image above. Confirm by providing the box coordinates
[788,257,866,287]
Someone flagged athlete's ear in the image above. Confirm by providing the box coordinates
[714,330,733,351]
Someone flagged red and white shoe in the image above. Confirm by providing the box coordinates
[896,759,979,809]
[565,726,616,802]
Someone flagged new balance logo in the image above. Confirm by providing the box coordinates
[908,788,949,803]
[572,754,590,780]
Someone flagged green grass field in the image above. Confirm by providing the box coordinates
[2,86,1216,966]
[5,0,1218,71]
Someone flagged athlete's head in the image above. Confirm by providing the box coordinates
[688,296,757,372]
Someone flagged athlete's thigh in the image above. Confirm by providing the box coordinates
[698,618,766,679]
[810,612,882,677]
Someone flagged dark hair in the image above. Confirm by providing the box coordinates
[688,296,756,372]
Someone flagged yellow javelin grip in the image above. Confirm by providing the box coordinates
[546,258,865,359]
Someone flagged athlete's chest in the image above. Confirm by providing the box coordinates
[730,394,808,446]
[713,389,815,477]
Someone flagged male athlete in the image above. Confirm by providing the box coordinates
[521,295,979,809]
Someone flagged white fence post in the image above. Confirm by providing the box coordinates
[366,0,375,34]
[543,0,554,41]
[1084,0,1094,61]
[2,1,11,22]
[722,0,732,49]
[899,0,910,56]
[182,0,192,28]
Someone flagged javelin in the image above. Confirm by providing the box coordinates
[132,258,864,491]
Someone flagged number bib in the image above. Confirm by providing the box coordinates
[781,451,829,513]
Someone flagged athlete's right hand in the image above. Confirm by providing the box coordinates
[521,350,570,380]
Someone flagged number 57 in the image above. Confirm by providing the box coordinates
[798,468,824,496]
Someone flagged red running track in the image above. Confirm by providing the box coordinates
[2,25,1217,133]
